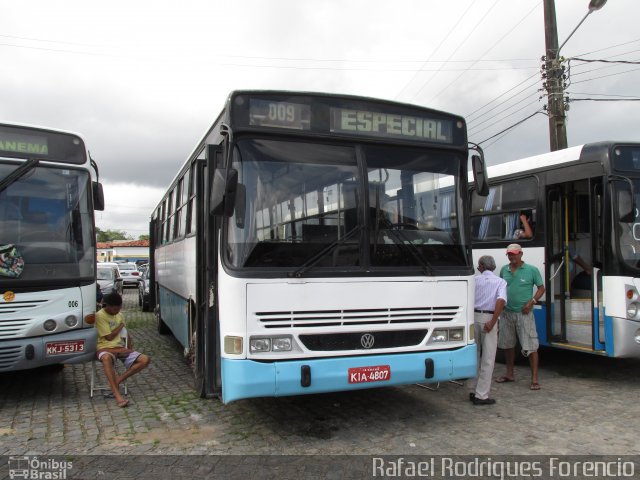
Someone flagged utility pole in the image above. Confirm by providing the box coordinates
[542,0,607,151]
[543,0,568,151]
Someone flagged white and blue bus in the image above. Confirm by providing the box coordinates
[150,91,488,403]
[470,142,640,358]
[0,123,105,371]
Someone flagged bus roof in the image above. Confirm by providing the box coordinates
[485,145,585,180]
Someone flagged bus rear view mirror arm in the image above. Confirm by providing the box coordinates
[210,168,238,217]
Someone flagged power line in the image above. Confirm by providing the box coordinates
[465,72,540,120]
[569,57,640,65]
[570,97,640,102]
[466,78,540,130]
[476,110,546,146]
[570,66,640,85]
[570,37,640,59]
[427,0,541,104]
[395,0,479,100]
[469,95,541,135]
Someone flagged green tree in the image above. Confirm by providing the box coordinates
[96,228,131,242]
[138,234,150,241]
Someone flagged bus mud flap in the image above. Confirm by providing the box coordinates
[301,365,311,387]
[424,358,434,379]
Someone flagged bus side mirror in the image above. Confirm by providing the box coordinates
[472,154,489,197]
[209,168,238,217]
[93,182,105,211]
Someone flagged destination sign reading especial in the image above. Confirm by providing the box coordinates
[330,108,453,143]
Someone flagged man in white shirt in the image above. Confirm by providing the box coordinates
[469,255,507,405]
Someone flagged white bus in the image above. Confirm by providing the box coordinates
[150,91,489,403]
[470,142,640,358]
[0,123,104,371]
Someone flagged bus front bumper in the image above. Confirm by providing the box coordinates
[0,328,97,372]
[221,344,477,404]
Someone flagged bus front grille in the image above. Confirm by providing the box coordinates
[0,345,22,369]
[256,306,460,329]
[0,320,31,339]
[299,329,428,351]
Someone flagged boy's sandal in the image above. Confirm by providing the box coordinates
[530,382,541,390]
[117,399,129,408]
[495,376,515,383]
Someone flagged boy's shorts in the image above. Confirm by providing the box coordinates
[97,349,142,370]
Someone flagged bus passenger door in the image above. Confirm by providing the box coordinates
[547,187,568,344]
[194,146,223,399]
[546,180,603,353]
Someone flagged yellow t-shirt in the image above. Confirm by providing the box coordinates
[95,309,125,350]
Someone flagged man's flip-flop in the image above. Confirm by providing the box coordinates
[496,376,515,383]
[530,382,541,390]
[117,399,129,408]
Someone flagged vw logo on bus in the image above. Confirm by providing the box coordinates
[360,333,375,349]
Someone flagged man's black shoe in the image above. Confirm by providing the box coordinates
[469,393,475,401]
[472,397,496,405]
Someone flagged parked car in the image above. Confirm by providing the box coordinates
[137,267,151,312]
[117,262,141,287]
[97,264,123,296]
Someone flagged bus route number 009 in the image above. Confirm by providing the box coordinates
[268,103,296,122]
[348,365,391,384]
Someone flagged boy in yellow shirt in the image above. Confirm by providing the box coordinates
[95,292,150,407]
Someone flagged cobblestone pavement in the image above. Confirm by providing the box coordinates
[1,289,640,459]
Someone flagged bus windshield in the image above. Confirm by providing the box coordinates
[226,138,466,273]
[0,162,95,286]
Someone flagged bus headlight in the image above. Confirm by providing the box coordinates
[43,319,57,331]
[272,337,292,351]
[250,338,271,352]
[627,303,640,320]
[249,336,293,353]
[431,329,448,342]
[634,329,640,345]
[449,328,464,341]
[429,327,465,344]
[65,315,79,327]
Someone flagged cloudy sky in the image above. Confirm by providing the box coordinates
[2,0,639,238]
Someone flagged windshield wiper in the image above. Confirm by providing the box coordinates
[379,218,434,276]
[0,158,39,194]
[290,226,361,278]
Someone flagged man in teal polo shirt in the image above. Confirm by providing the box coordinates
[496,243,545,390]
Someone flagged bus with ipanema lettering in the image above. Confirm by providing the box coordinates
[0,123,105,372]
[470,142,640,358]
[149,90,489,403]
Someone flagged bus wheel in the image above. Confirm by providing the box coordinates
[156,308,170,335]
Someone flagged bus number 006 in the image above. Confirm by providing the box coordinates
[268,103,295,122]
[68,300,79,308]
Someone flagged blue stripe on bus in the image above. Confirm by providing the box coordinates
[220,345,477,404]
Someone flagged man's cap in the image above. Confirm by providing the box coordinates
[506,243,522,254]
